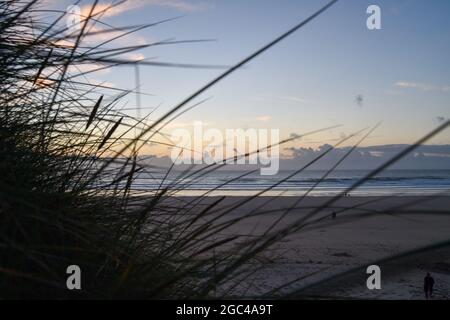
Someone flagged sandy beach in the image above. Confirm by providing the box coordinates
[165,195,450,299]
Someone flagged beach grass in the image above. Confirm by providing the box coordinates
[1,0,449,300]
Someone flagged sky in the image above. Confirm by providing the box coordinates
[42,0,450,156]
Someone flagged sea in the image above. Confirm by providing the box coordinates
[129,169,450,196]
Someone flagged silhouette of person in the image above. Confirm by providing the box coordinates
[332,211,336,219]
[424,273,435,299]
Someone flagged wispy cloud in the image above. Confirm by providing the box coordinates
[68,62,111,76]
[90,79,116,88]
[80,0,209,18]
[275,95,312,104]
[123,53,146,61]
[73,1,206,45]
[145,0,210,12]
[80,2,127,19]
[256,115,271,122]
[395,81,450,92]
[81,24,147,45]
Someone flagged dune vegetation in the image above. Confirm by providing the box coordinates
[1,0,449,299]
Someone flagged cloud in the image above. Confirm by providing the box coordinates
[79,0,208,18]
[136,144,450,170]
[282,144,450,170]
[436,116,446,123]
[395,81,450,92]
[34,77,55,88]
[61,21,149,51]
[68,1,207,45]
[68,63,111,76]
[80,2,128,19]
[123,53,146,61]
[256,115,271,122]
[90,79,116,88]
[145,0,210,12]
[276,95,312,104]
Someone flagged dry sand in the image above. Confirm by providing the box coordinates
[170,195,450,299]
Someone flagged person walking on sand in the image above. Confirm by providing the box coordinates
[424,273,435,299]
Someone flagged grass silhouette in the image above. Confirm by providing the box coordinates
[1,0,449,299]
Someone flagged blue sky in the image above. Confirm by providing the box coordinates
[46,0,450,153]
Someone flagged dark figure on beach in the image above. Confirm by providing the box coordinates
[332,211,336,219]
[424,273,435,299]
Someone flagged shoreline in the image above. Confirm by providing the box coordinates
[131,189,450,197]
